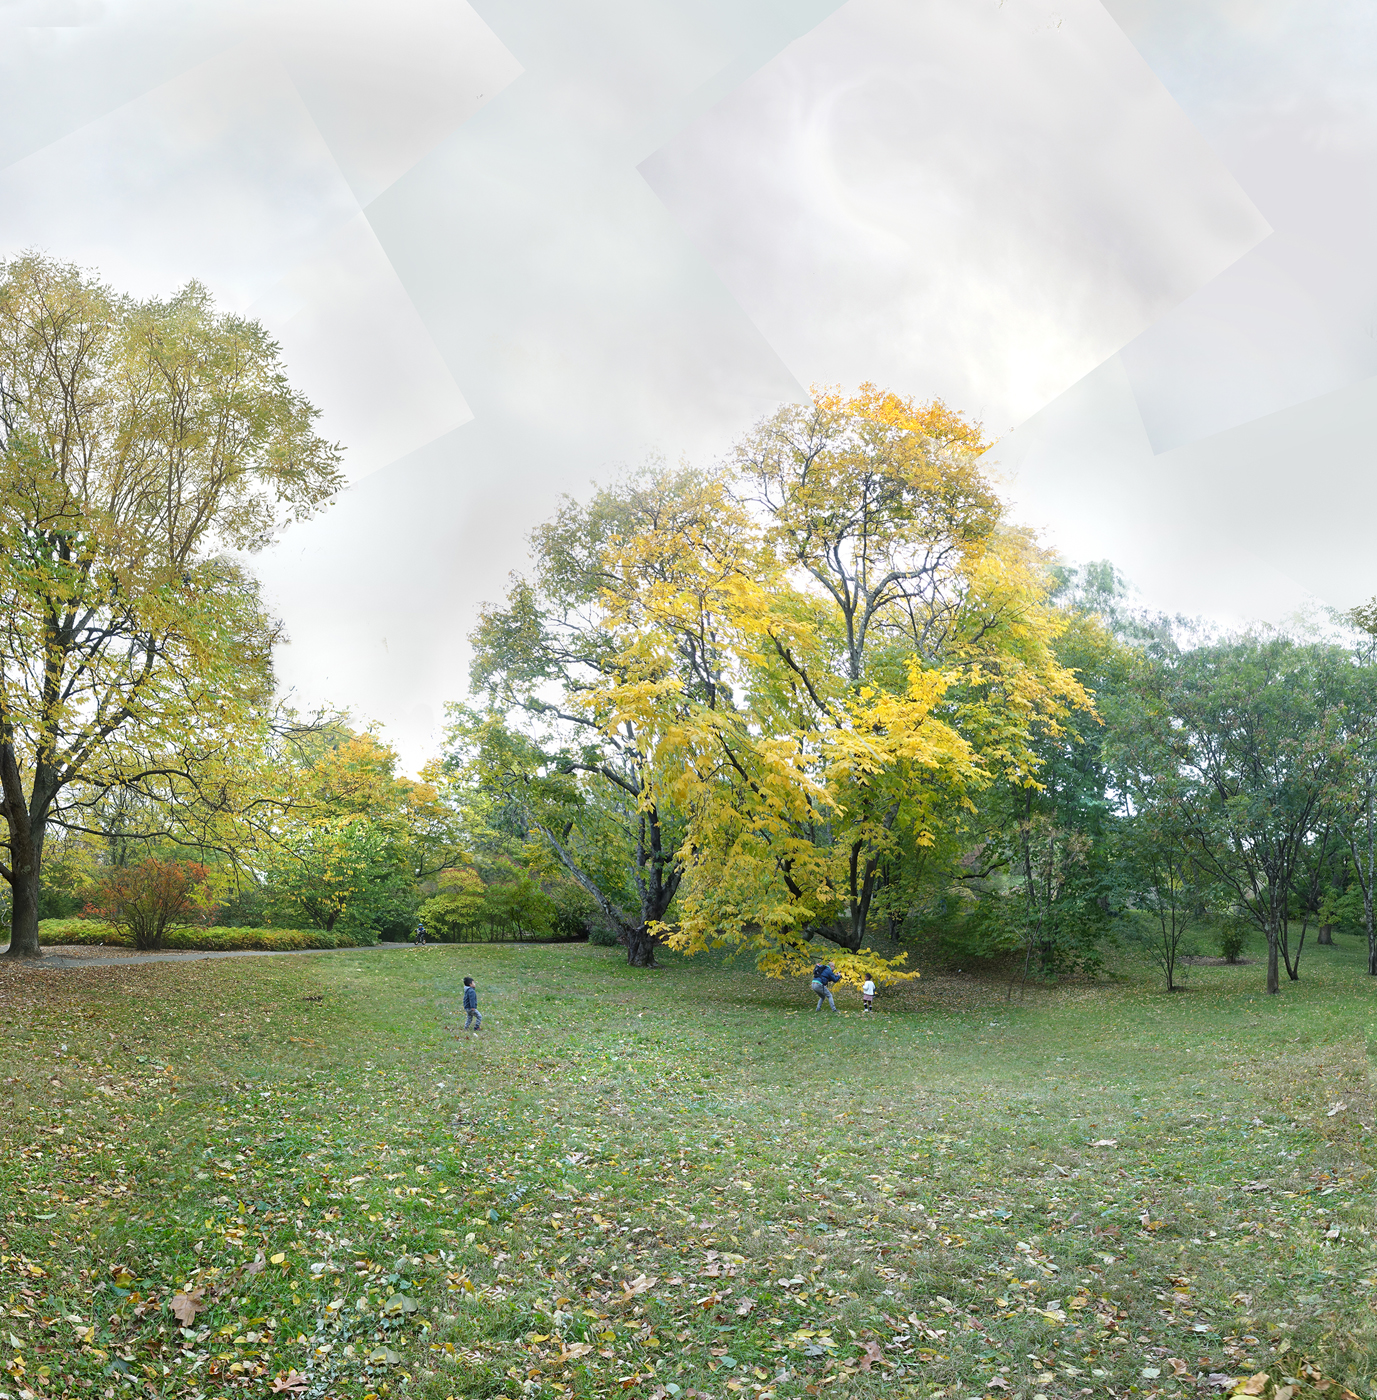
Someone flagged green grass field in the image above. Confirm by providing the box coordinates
[0,929,1373,1400]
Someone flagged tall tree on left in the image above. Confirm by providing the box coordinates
[0,255,342,958]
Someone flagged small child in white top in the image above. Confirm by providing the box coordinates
[862,975,876,1013]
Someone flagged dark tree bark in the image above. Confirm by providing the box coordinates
[534,810,680,969]
[1,738,55,960]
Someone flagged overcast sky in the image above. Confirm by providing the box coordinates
[2,0,1371,768]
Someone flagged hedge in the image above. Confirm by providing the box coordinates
[37,920,377,952]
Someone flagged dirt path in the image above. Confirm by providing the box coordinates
[0,942,417,968]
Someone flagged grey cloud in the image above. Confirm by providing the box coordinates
[0,45,473,484]
[251,0,849,763]
[640,0,1267,434]
[990,350,1377,621]
[1104,0,1377,450]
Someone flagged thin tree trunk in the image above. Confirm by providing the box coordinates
[1009,802,1038,1001]
[1369,783,1376,976]
[1266,917,1280,995]
[1286,922,1305,980]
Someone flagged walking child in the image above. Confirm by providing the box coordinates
[862,973,875,1014]
[463,976,482,1032]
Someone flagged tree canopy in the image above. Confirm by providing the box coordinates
[462,389,1089,979]
[0,253,342,957]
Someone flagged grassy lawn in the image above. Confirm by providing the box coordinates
[0,931,1374,1400]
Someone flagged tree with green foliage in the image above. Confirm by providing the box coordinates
[461,467,704,969]
[1339,605,1377,975]
[261,817,407,936]
[0,254,341,958]
[1162,636,1348,994]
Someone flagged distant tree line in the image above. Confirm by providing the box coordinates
[6,254,1376,990]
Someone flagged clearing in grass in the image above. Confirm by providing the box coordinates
[0,931,1372,1400]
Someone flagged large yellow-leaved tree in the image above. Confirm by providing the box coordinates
[0,254,342,958]
[461,388,1090,980]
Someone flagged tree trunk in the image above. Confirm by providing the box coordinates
[624,923,658,968]
[1,752,45,959]
[1317,923,1333,945]
[1368,784,1376,976]
[1284,918,1304,981]
[7,858,41,959]
[1266,924,1280,994]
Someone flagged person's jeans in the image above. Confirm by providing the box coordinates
[815,988,835,1011]
[465,1009,482,1030]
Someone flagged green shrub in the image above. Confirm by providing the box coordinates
[215,883,271,928]
[362,888,421,943]
[418,866,563,943]
[37,883,84,920]
[587,922,622,948]
[1218,921,1249,963]
[550,885,598,941]
[38,920,374,952]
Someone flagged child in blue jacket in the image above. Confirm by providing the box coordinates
[463,977,482,1032]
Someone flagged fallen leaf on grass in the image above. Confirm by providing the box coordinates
[170,1289,207,1326]
[269,1372,309,1394]
[1089,1139,1117,1147]
[734,1298,755,1317]
[1166,1358,1189,1377]
[1232,1373,1271,1396]
[1326,1102,1347,1117]
[618,1274,657,1303]
[856,1341,883,1372]
[988,1379,1009,1391]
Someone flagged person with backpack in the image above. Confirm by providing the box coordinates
[810,961,840,1012]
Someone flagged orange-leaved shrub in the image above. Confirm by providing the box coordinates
[84,859,210,951]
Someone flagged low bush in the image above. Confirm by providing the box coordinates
[37,920,375,952]
[1218,920,1249,963]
